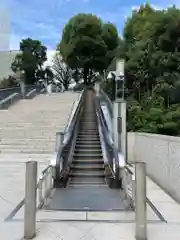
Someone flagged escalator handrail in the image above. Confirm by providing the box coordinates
[64,90,83,134]
[63,90,84,144]
[99,89,113,118]
[55,90,85,178]
[96,99,120,180]
[97,111,116,179]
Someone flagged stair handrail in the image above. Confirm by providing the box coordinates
[37,165,53,208]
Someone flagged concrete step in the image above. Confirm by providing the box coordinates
[0,148,53,153]
[0,140,55,145]
[0,129,58,133]
[0,135,56,139]
[0,144,54,149]
[0,153,52,162]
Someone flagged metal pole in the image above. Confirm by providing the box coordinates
[120,101,127,162]
[113,100,121,150]
[135,162,147,240]
[20,81,25,98]
[55,132,64,152]
[24,161,37,239]
[95,82,100,96]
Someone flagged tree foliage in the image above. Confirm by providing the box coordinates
[11,38,47,85]
[0,76,17,89]
[58,13,119,84]
[102,3,180,136]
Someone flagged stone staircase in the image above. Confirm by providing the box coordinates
[0,92,79,163]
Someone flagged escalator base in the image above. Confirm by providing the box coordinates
[44,186,132,211]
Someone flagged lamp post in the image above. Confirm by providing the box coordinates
[115,58,125,100]
[16,69,25,98]
[113,59,127,161]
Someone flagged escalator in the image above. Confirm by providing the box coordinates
[45,88,131,211]
[69,90,106,186]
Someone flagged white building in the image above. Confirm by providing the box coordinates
[0,50,19,79]
[0,50,56,80]
[0,8,10,51]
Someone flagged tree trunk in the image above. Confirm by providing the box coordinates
[83,66,89,85]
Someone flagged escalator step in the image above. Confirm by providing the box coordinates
[70,176,106,185]
[67,89,108,187]
[73,159,104,164]
[70,170,105,177]
[74,148,102,153]
[75,144,101,149]
[73,154,103,159]
[71,164,104,170]
[76,139,100,143]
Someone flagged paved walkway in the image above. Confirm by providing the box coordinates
[0,92,80,239]
[1,175,180,239]
[0,93,180,239]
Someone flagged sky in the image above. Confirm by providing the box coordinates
[0,0,179,51]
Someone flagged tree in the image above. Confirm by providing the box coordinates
[0,75,17,89]
[37,66,54,84]
[58,13,119,84]
[72,68,81,84]
[11,38,47,84]
[52,53,72,90]
[102,4,180,136]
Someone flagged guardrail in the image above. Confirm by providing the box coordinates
[0,92,21,109]
[25,89,37,99]
[124,165,135,208]
[37,165,53,208]
[0,85,45,109]
[0,86,21,101]
[0,85,44,100]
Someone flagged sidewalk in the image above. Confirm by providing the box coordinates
[1,176,180,240]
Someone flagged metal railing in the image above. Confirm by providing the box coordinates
[0,84,44,100]
[0,86,21,101]
[0,84,46,109]
[25,89,37,99]
[124,165,135,208]
[0,92,20,109]
[37,165,53,208]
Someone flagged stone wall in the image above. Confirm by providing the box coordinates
[128,132,180,202]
